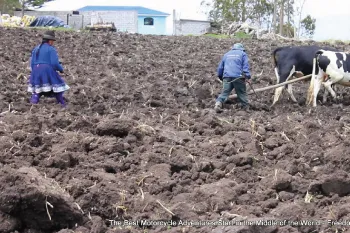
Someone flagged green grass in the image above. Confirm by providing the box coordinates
[203,33,230,39]
[18,26,92,34]
[234,31,252,39]
[201,31,252,39]
[28,26,76,31]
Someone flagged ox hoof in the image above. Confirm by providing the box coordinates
[333,97,341,104]
[290,98,298,103]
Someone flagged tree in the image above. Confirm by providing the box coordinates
[0,0,19,14]
[244,0,273,28]
[294,0,306,38]
[276,0,294,35]
[272,0,277,32]
[276,22,294,37]
[200,0,316,39]
[19,0,47,16]
[300,14,315,38]
[279,0,284,34]
[286,0,294,24]
[201,0,273,28]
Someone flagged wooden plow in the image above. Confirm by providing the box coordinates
[229,74,312,99]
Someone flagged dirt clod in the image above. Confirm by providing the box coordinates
[320,173,350,197]
[96,119,132,137]
[0,211,20,233]
[230,152,254,166]
[273,171,293,191]
[0,166,84,231]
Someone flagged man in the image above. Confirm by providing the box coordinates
[214,43,251,112]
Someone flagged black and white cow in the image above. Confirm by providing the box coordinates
[271,45,339,106]
[307,49,350,107]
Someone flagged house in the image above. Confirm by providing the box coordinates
[77,6,170,35]
[174,19,211,36]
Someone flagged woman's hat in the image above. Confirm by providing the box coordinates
[42,30,56,41]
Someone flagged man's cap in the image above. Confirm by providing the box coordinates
[233,43,245,51]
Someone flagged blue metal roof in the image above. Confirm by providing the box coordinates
[77,6,170,16]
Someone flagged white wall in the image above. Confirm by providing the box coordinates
[175,20,210,35]
[33,0,209,35]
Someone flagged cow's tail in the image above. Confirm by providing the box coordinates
[314,50,323,75]
[306,50,322,105]
[272,48,282,83]
[271,48,284,106]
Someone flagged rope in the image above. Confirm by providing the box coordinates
[219,77,246,83]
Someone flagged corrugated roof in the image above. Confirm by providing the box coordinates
[77,6,170,16]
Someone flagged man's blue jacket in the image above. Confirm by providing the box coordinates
[217,46,251,79]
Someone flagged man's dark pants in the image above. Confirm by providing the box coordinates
[216,77,249,107]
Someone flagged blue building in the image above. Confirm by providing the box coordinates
[77,6,170,35]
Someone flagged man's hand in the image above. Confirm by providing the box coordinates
[245,79,251,84]
[217,76,223,82]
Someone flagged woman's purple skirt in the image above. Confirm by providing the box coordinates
[28,64,70,93]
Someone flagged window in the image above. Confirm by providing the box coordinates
[144,17,154,26]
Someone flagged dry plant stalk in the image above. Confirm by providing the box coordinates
[135,124,156,134]
[139,188,144,201]
[250,119,261,138]
[280,131,290,141]
[188,79,197,88]
[159,113,164,124]
[45,196,53,221]
[250,118,266,155]
[156,200,175,216]
[137,175,152,186]
[218,117,232,125]
[221,211,244,218]
[328,205,337,220]
[304,191,313,203]
[274,169,279,181]
[16,73,26,80]
[168,146,174,157]
[119,190,127,202]
[74,202,84,214]
[142,203,149,212]
[210,85,215,96]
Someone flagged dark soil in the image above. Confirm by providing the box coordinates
[1,27,350,233]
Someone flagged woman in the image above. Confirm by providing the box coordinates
[28,30,69,107]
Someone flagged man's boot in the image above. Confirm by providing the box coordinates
[241,104,251,112]
[214,101,223,112]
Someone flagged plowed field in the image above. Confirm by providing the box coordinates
[1,27,350,233]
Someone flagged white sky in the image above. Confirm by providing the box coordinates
[37,0,350,41]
